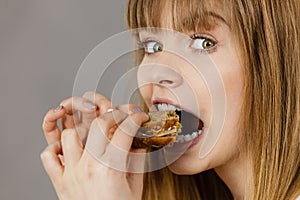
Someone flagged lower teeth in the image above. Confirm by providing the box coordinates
[175,129,203,143]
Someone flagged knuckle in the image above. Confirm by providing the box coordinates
[95,116,107,126]
[42,119,48,131]
[42,119,52,130]
[126,115,141,127]
[90,114,118,133]
[40,149,51,162]
[43,110,51,120]
[95,117,109,132]
[102,154,126,172]
[62,128,71,135]
[119,113,148,133]
[42,111,52,125]
[83,91,95,98]
[61,129,76,142]
[132,112,149,123]
[60,96,78,106]
[110,110,125,119]
[80,163,96,180]
[89,118,102,132]
[90,118,99,128]
[118,104,135,112]
[62,128,75,135]
[59,98,69,106]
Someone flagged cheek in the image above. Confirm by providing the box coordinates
[223,67,244,122]
[213,62,244,160]
[137,68,151,107]
[138,84,153,107]
[213,44,244,127]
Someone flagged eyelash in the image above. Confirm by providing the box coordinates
[189,33,218,55]
[137,39,163,55]
[137,34,218,55]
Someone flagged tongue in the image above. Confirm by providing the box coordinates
[176,110,202,135]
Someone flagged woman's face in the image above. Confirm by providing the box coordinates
[137,9,244,174]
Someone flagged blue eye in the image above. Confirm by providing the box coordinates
[141,40,163,54]
[190,34,216,53]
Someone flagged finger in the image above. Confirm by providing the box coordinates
[101,111,148,171]
[61,129,84,168]
[82,110,127,162]
[42,106,66,144]
[40,141,64,185]
[60,96,98,129]
[80,91,108,128]
[82,91,114,115]
[109,111,149,152]
[117,104,144,115]
[75,126,89,146]
[101,135,147,173]
[127,148,147,173]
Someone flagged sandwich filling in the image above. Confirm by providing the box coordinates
[132,103,204,149]
[156,103,204,144]
[132,110,181,149]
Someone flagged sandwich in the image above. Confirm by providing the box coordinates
[132,110,181,149]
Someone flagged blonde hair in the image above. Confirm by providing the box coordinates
[126,0,300,199]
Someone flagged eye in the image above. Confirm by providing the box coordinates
[190,34,216,52]
[141,40,163,54]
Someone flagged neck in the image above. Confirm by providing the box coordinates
[214,155,248,200]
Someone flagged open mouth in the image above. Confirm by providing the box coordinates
[154,103,204,143]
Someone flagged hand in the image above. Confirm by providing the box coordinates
[41,108,149,200]
[42,91,113,145]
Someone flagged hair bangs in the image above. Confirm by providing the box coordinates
[127,0,222,33]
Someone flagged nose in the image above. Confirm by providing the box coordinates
[137,63,183,88]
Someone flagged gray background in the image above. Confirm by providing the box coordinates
[0,0,127,199]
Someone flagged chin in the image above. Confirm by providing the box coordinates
[166,155,210,175]
[167,163,201,175]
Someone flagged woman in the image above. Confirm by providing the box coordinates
[41,0,300,199]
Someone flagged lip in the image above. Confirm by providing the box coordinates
[152,97,182,109]
[188,128,206,149]
[152,97,201,118]
[164,128,206,153]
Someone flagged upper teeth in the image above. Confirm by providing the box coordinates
[157,103,203,146]
[157,103,181,111]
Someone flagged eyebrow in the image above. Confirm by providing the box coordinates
[206,11,230,28]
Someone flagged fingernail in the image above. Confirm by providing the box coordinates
[83,101,97,110]
[107,108,114,113]
[132,107,143,113]
[54,105,63,112]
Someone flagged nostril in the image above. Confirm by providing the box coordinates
[159,80,174,85]
[138,64,183,88]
